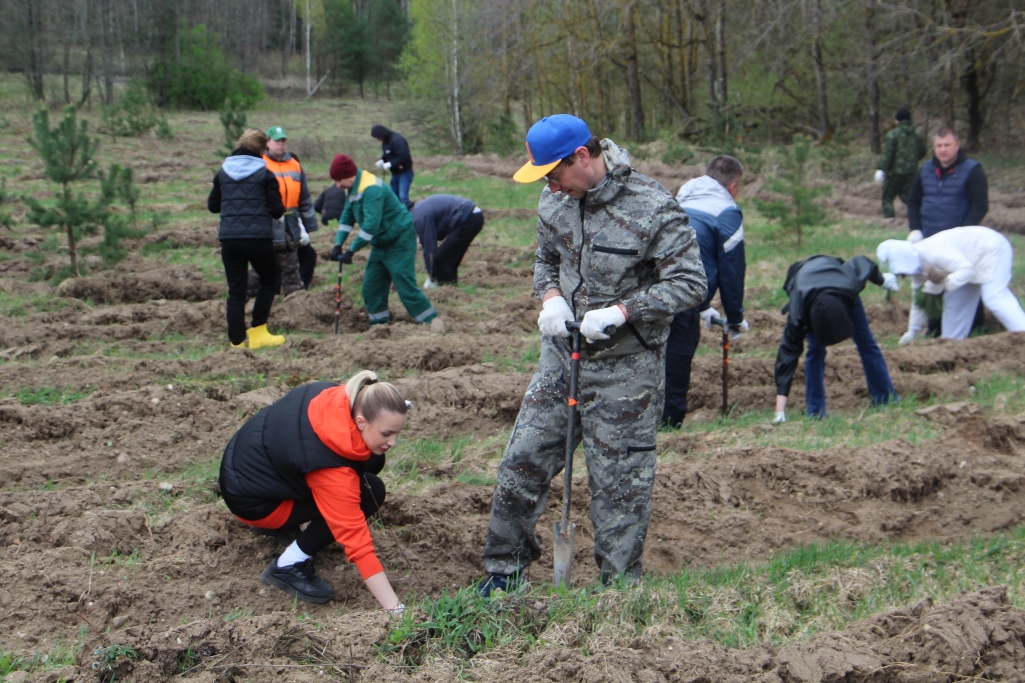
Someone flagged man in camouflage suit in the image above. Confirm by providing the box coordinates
[875,109,926,218]
[479,115,707,595]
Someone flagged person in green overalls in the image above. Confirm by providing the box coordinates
[327,154,443,332]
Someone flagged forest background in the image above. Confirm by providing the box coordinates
[2,0,1024,158]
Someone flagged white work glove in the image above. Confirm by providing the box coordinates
[728,320,749,341]
[423,276,435,289]
[882,272,899,291]
[580,305,627,342]
[383,161,392,171]
[374,159,386,170]
[299,225,310,247]
[899,328,922,346]
[387,603,405,618]
[874,170,885,184]
[538,296,574,338]
[907,230,924,244]
[773,411,786,424]
[699,308,722,330]
[923,280,945,296]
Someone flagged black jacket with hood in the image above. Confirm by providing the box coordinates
[370,124,413,174]
[208,148,285,240]
[774,255,884,397]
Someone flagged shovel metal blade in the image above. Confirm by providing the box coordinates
[553,519,577,589]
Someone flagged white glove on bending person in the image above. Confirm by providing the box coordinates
[874,170,885,184]
[922,280,945,296]
[423,277,435,289]
[299,225,311,247]
[882,272,899,291]
[537,296,574,338]
[580,305,627,342]
[773,411,786,424]
[899,328,922,346]
[383,161,392,171]
[374,159,386,170]
[907,230,924,244]
[699,308,722,330]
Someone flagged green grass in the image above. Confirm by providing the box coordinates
[12,385,95,405]
[385,526,1025,666]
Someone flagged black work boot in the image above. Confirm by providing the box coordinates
[260,558,334,604]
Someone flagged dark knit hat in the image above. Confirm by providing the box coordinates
[809,293,853,346]
[370,124,389,140]
[329,154,358,181]
[895,108,911,122]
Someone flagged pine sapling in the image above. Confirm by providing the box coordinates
[754,134,831,248]
[25,105,112,276]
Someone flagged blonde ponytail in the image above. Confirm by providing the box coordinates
[346,370,407,422]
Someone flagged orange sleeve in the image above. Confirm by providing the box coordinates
[305,468,384,580]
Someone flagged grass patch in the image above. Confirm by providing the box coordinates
[12,385,95,405]
[386,527,1025,666]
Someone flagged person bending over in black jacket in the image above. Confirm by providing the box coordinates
[773,255,899,423]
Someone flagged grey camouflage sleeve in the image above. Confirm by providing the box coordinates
[533,217,561,299]
[621,207,707,322]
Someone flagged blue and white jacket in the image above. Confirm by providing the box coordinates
[675,176,746,325]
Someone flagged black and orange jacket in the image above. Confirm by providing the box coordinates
[219,382,384,579]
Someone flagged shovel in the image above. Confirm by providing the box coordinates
[333,260,343,335]
[710,316,730,417]
[553,320,617,589]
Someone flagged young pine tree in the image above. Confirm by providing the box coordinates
[25,105,112,276]
[754,134,831,248]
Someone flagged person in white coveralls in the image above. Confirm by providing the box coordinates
[877,226,1025,343]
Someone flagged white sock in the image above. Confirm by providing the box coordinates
[276,541,312,568]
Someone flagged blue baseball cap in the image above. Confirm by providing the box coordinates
[513,114,593,183]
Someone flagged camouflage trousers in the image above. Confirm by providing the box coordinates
[248,247,303,297]
[483,335,664,581]
[882,173,915,218]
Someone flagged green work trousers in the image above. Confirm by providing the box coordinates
[362,228,437,325]
[882,173,915,218]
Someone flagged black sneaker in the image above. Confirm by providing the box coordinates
[478,571,526,598]
[260,558,334,604]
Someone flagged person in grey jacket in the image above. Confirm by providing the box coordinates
[479,114,707,596]
[410,194,484,286]
[773,255,899,422]
[207,128,286,349]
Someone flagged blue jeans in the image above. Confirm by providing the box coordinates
[390,169,414,208]
[804,299,897,418]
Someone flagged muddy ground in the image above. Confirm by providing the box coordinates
[3,158,1025,682]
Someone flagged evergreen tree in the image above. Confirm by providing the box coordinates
[24,105,112,276]
[754,135,831,248]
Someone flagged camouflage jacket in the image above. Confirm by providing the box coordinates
[534,139,707,359]
[878,121,926,175]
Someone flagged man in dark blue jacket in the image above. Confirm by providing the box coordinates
[371,124,415,208]
[410,194,484,286]
[662,155,747,427]
[907,127,988,241]
[906,127,989,335]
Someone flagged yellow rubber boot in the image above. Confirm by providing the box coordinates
[247,324,285,349]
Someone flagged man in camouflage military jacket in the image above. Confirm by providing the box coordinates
[479,115,707,595]
[875,109,926,218]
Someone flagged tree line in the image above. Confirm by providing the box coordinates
[2,0,1022,155]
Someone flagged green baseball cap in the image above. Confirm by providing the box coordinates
[266,126,287,141]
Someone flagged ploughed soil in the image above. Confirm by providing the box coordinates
[3,157,1025,682]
